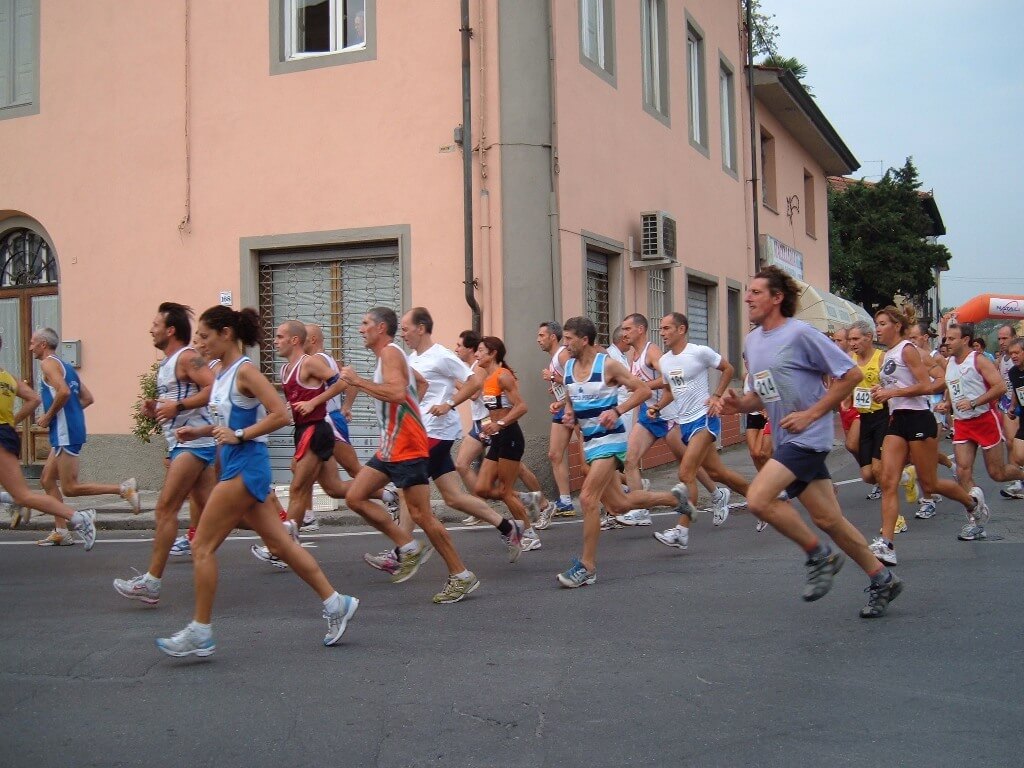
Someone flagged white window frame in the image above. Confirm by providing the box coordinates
[581,0,605,70]
[284,0,366,61]
[686,27,704,146]
[641,0,665,117]
[720,62,736,172]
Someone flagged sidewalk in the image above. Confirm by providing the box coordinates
[4,442,861,532]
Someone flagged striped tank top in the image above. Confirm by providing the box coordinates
[373,343,429,462]
[565,353,627,462]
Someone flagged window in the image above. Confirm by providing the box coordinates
[760,128,777,210]
[647,269,670,344]
[0,0,39,119]
[686,281,711,346]
[720,61,736,173]
[640,0,668,121]
[685,21,707,151]
[585,253,611,347]
[580,0,615,82]
[271,0,374,75]
[804,170,816,238]
[727,287,741,376]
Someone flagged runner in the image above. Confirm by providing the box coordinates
[870,307,983,564]
[538,321,576,517]
[833,326,850,354]
[554,316,693,588]
[845,320,887,504]
[1004,337,1024,499]
[936,322,1023,538]
[908,320,954,518]
[113,303,217,604]
[995,324,1023,498]
[30,327,138,546]
[0,333,96,547]
[719,266,903,619]
[155,306,358,657]
[340,307,479,604]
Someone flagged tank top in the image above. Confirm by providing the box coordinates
[629,341,661,411]
[468,361,488,421]
[482,367,511,411]
[548,346,567,402]
[40,355,87,446]
[157,347,215,451]
[281,354,327,427]
[208,357,268,443]
[0,369,17,425]
[880,340,928,411]
[372,343,429,462]
[945,351,990,420]
[315,351,344,415]
[565,353,627,461]
[851,348,885,414]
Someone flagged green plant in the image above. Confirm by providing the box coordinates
[131,362,162,443]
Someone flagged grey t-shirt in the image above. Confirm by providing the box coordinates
[744,318,855,452]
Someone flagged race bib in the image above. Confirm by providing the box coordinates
[1016,385,1024,408]
[668,369,686,397]
[208,403,223,427]
[753,370,781,403]
[482,395,497,408]
[948,377,964,401]
[853,387,873,410]
[551,382,566,401]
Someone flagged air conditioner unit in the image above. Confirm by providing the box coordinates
[640,211,677,262]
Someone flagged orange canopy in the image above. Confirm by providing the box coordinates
[953,294,1024,323]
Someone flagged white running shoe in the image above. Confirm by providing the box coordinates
[113,570,160,605]
[300,515,320,533]
[120,478,141,514]
[518,491,542,521]
[654,525,689,549]
[168,535,191,557]
[461,514,482,526]
[323,595,359,646]
[520,533,542,552]
[251,544,288,570]
[869,536,898,566]
[969,486,990,528]
[615,508,652,526]
[156,624,215,658]
[1000,480,1024,500]
[712,488,731,527]
[70,509,97,551]
[382,484,400,519]
[755,519,769,533]
[535,502,555,530]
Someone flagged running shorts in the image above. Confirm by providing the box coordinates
[678,414,721,446]
[219,442,272,502]
[887,409,938,442]
[952,409,1004,450]
[328,411,351,444]
[840,406,860,433]
[0,424,19,457]
[856,408,888,467]
[169,445,217,467]
[294,420,335,462]
[427,439,456,480]
[53,443,84,456]
[366,455,429,489]
[773,442,831,499]
[637,408,670,440]
[484,422,525,462]
[745,413,767,431]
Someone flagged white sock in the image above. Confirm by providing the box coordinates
[559,495,572,505]
[323,591,342,613]
[453,569,471,580]
[189,620,212,639]
[398,540,420,555]
[525,527,537,538]
[145,572,161,587]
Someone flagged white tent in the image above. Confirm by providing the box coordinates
[794,281,871,335]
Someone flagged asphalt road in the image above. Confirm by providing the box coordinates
[1,462,1022,768]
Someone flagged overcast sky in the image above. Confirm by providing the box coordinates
[764,0,1024,310]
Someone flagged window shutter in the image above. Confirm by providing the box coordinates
[0,1,13,107]
[12,0,33,106]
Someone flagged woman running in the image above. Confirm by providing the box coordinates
[0,334,97,548]
[870,306,984,567]
[472,336,536,550]
[156,306,358,657]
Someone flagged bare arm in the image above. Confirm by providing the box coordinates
[77,378,96,409]
[155,350,214,421]
[36,357,69,428]
[413,369,428,402]
[706,358,735,417]
[340,347,411,404]
[215,364,289,444]
[12,379,41,425]
[780,365,863,433]
[873,344,933,403]
[291,355,347,417]
[429,365,484,417]
[955,354,1006,412]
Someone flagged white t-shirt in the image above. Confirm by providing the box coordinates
[605,344,631,408]
[658,343,721,424]
[407,343,471,440]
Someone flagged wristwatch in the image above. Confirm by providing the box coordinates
[445,399,456,408]
[969,399,976,409]
[496,419,507,427]
[234,429,246,441]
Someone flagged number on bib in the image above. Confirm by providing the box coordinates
[948,378,964,401]
[753,370,781,403]
[853,387,873,410]
[551,382,566,401]
[1016,385,1024,408]
[668,369,686,397]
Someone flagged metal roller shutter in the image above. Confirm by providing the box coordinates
[687,282,710,346]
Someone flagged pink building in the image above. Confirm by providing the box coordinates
[0,1,857,487]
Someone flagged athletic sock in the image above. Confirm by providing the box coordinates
[496,519,513,536]
[398,540,420,556]
[189,620,212,639]
[525,527,537,538]
[323,591,342,614]
[145,573,161,587]
[559,495,572,506]
[453,569,472,580]
[869,567,893,587]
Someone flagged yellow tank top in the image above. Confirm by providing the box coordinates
[0,369,18,425]
[852,349,884,413]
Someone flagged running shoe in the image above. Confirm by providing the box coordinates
[8,501,28,528]
[894,515,908,535]
[156,624,215,658]
[671,482,698,520]
[958,522,987,541]
[391,542,434,584]
[1000,481,1024,500]
[653,525,689,550]
[535,502,556,530]
[970,486,991,528]
[869,537,897,566]
[554,500,576,517]
[461,514,483,526]
[755,519,769,533]
[915,500,937,519]
[866,484,882,501]
[120,478,141,514]
[113,570,160,605]
[712,488,731,527]
[900,466,918,503]
[37,529,75,546]
[947,453,956,472]
[382,484,400,519]
[70,509,97,551]
[363,549,400,575]
[501,520,525,563]
[520,533,542,551]
[600,512,624,530]
[802,550,845,602]
[859,575,904,619]
[250,544,288,570]
[556,557,596,588]
[168,535,192,557]
[615,508,652,526]
[299,515,320,533]
[432,572,480,604]
[323,595,359,646]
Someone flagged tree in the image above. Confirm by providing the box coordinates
[829,158,951,313]
[744,3,813,94]
[759,54,813,95]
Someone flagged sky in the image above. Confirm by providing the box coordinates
[764,0,1024,310]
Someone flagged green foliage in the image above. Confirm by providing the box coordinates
[759,54,813,94]
[829,158,951,313]
[744,0,779,58]
[131,362,161,443]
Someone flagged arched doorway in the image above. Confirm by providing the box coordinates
[0,224,60,469]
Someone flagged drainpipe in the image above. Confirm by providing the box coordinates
[547,0,563,321]
[461,0,482,333]
[745,0,760,274]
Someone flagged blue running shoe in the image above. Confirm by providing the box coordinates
[557,557,596,588]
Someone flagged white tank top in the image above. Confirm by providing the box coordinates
[208,357,268,443]
[881,340,929,411]
[157,347,215,451]
[315,351,343,414]
[945,351,990,420]
[629,341,661,410]
[549,346,567,402]
[469,361,489,421]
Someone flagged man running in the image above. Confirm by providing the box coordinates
[114,303,217,604]
[937,323,1024,539]
[995,324,1022,498]
[554,316,692,588]
[31,327,139,546]
[719,266,903,619]
[1005,337,1024,498]
[340,307,479,604]
[538,321,576,517]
